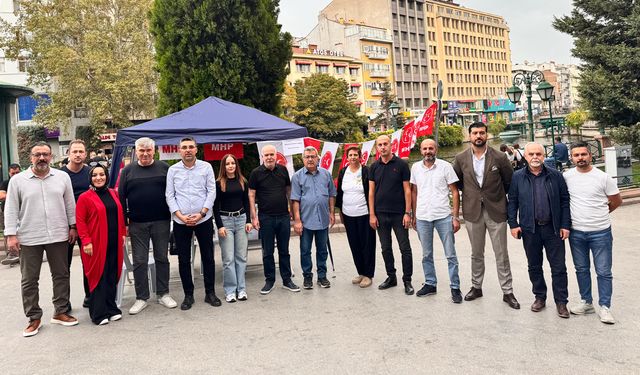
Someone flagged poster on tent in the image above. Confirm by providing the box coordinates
[319,142,339,172]
[256,141,294,176]
[282,138,305,156]
[360,140,375,165]
[204,143,244,160]
[159,144,181,160]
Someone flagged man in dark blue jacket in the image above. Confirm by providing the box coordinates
[508,142,571,318]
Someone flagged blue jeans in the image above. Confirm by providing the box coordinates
[219,214,248,297]
[569,227,613,307]
[415,216,460,289]
[300,228,329,279]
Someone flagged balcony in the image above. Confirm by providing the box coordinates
[369,70,391,78]
[371,90,384,96]
[366,52,389,60]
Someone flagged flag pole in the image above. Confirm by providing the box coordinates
[435,80,443,145]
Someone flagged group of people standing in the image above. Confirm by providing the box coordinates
[3,121,622,337]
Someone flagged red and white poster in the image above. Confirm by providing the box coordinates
[398,120,417,158]
[416,102,437,137]
[159,144,180,160]
[360,140,375,165]
[391,129,402,156]
[256,141,294,176]
[320,142,339,172]
[339,143,359,170]
[204,143,244,161]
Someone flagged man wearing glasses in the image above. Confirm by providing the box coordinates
[119,137,177,315]
[166,137,219,310]
[60,139,92,309]
[4,142,79,337]
[291,146,336,289]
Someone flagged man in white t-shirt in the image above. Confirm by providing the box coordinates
[410,139,463,303]
[563,142,622,324]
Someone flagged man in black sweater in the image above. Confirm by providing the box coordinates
[119,137,177,315]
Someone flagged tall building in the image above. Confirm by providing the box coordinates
[318,0,513,123]
[286,41,365,115]
[515,61,581,114]
[303,18,394,120]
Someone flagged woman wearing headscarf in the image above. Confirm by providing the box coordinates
[76,164,125,325]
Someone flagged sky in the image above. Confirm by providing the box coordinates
[278,0,578,65]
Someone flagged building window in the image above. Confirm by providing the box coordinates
[350,86,359,95]
[18,57,29,72]
[296,64,310,73]
[316,65,329,73]
[349,67,359,76]
[335,66,346,75]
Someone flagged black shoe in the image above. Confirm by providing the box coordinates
[317,278,331,288]
[378,276,397,290]
[204,293,222,307]
[451,288,463,304]
[416,284,437,297]
[503,293,521,310]
[303,277,313,289]
[180,295,194,310]
[82,297,90,308]
[282,279,301,292]
[464,287,483,301]
[404,281,414,295]
[260,281,275,295]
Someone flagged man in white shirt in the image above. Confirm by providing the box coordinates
[411,139,462,303]
[4,142,79,337]
[563,141,622,324]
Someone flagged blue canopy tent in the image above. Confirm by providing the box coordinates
[109,96,307,185]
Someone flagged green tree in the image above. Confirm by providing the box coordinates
[611,123,640,158]
[372,81,406,130]
[565,108,590,137]
[488,118,507,137]
[0,0,157,131]
[291,73,366,143]
[554,1,640,126]
[150,0,292,116]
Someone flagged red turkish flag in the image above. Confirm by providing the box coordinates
[303,137,321,153]
[339,143,359,169]
[416,102,437,136]
[398,120,417,158]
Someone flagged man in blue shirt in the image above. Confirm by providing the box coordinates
[554,137,569,169]
[291,146,337,289]
[165,137,219,310]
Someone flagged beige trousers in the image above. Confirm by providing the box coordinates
[464,206,514,293]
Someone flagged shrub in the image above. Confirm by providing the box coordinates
[610,123,640,158]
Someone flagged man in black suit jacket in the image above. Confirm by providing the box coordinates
[453,122,520,309]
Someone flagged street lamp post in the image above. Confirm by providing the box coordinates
[506,70,546,142]
[389,101,400,130]
[536,80,556,161]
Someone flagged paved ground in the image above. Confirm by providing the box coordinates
[1,204,639,374]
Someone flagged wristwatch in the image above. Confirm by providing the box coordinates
[404,211,412,216]
[199,210,207,217]
[69,224,77,229]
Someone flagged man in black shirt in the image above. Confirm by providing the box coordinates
[369,135,414,295]
[1,163,21,266]
[60,140,92,307]
[119,137,176,314]
[248,144,300,295]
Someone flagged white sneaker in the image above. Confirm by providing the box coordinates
[128,299,148,315]
[109,314,122,322]
[157,294,177,309]
[599,305,616,324]
[237,290,248,301]
[225,294,237,303]
[570,300,595,315]
[98,318,109,326]
[1,255,19,266]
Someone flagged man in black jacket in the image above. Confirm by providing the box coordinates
[507,142,571,318]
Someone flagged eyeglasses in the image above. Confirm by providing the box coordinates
[31,152,51,158]
[303,155,318,159]
[89,161,109,167]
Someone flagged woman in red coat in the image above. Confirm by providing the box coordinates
[76,164,125,325]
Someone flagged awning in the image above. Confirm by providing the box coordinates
[350,83,361,87]
[354,101,363,105]
[295,60,312,65]
[315,61,330,66]
[333,63,348,67]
